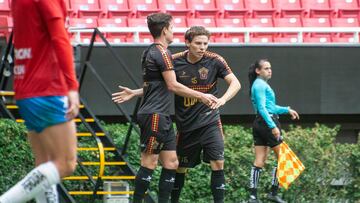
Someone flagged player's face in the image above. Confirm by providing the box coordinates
[186,35,209,60]
[256,61,272,80]
[164,21,174,44]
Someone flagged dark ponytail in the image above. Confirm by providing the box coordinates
[248,59,269,96]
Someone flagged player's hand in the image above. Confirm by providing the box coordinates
[199,93,218,109]
[66,90,80,120]
[112,85,136,104]
[212,97,226,109]
[289,109,300,120]
[272,127,281,140]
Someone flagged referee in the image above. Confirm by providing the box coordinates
[248,59,299,203]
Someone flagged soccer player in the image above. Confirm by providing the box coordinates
[247,59,299,203]
[0,1,80,203]
[113,13,218,203]
[112,26,241,203]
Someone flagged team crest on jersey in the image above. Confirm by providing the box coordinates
[198,67,209,80]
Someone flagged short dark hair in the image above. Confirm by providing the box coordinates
[184,26,211,42]
[147,13,173,39]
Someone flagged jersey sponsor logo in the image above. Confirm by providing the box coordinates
[198,67,209,80]
[14,64,25,76]
[141,176,152,182]
[184,97,198,107]
[15,48,32,60]
[179,71,190,78]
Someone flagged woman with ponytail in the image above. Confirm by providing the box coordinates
[247,59,299,203]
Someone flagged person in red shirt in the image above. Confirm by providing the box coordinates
[0,1,79,203]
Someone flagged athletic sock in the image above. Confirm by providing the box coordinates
[270,166,279,196]
[249,165,262,199]
[133,166,154,203]
[158,168,176,203]
[35,184,58,203]
[211,170,225,203]
[171,172,185,203]
[0,162,60,203]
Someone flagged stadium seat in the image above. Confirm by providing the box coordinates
[245,17,274,27]
[0,16,10,38]
[274,33,300,43]
[98,18,128,27]
[127,17,148,27]
[173,33,186,43]
[244,0,274,10]
[70,0,104,18]
[215,0,249,18]
[126,33,153,43]
[303,34,332,43]
[187,17,216,27]
[170,14,188,27]
[302,17,331,27]
[158,0,188,11]
[215,33,244,43]
[128,0,160,17]
[249,33,275,43]
[106,33,129,43]
[302,0,331,10]
[101,0,133,18]
[274,17,302,27]
[337,9,360,18]
[69,18,98,28]
[331,17,359,27]
[216,18,245,27]
[187,0,219,19]
[0,0,10,15]
[330,0,359,10]
[332,33,358,43]
[273,0,301,10]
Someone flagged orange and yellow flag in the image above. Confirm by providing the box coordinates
[277,142,305,190]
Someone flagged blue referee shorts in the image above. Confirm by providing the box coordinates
[16,96,68,133]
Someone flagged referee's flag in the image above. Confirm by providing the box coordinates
[277,142,305,190]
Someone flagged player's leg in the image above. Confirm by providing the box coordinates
[28,132,58,203]
[171,167,187,203]
[203,122,226,203]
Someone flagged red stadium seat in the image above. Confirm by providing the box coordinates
[331,17,359,27]
[127,17,148,27]
[106,33,129,43]
[330,0,359,9]
[170,14,188,27]
[70,0,104,18]
[173,33,185,43]
[215,0,249,18]
[337,9,360,18]
[244,0,274,10]
[250,33,275,43]
[274,34,300,43]
[303,34,332,43]
[245,17,274,27]
[101,0,133,18]
[0,16,11,38]
[302,0,331,10]
[216,18,245,27]
[0,0,10,15]
[187,0,219,18]
[98,18,128,27]
[69,18,98,28]
[187,17,216,27]
[302,17,331,27]
[158,0,188,11]
[128,0,160,17]
[215,33,244,43]
[332,33,358,43]
[126,33,153,43]
[274,17,302,27]
[273,0,301,10]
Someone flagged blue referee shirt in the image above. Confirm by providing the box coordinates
[251,77,289,129]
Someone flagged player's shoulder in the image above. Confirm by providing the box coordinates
[204,51,224,60]
[172,50,188,60]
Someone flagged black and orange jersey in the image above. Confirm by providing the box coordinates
[138,43,174,115]
[173,50,232,132]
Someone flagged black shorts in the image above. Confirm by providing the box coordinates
[252,116,282,148]
[176,120,224,168]
[137,113,176,154]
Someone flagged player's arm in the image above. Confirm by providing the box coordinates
[112,86,143,104]
[162,70,218,109]
[215,73,241,108]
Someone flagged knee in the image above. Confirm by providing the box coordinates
[162,157,179,170]
[55,157,77,177]
[253,160,265,168]
[210,160,224,170]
